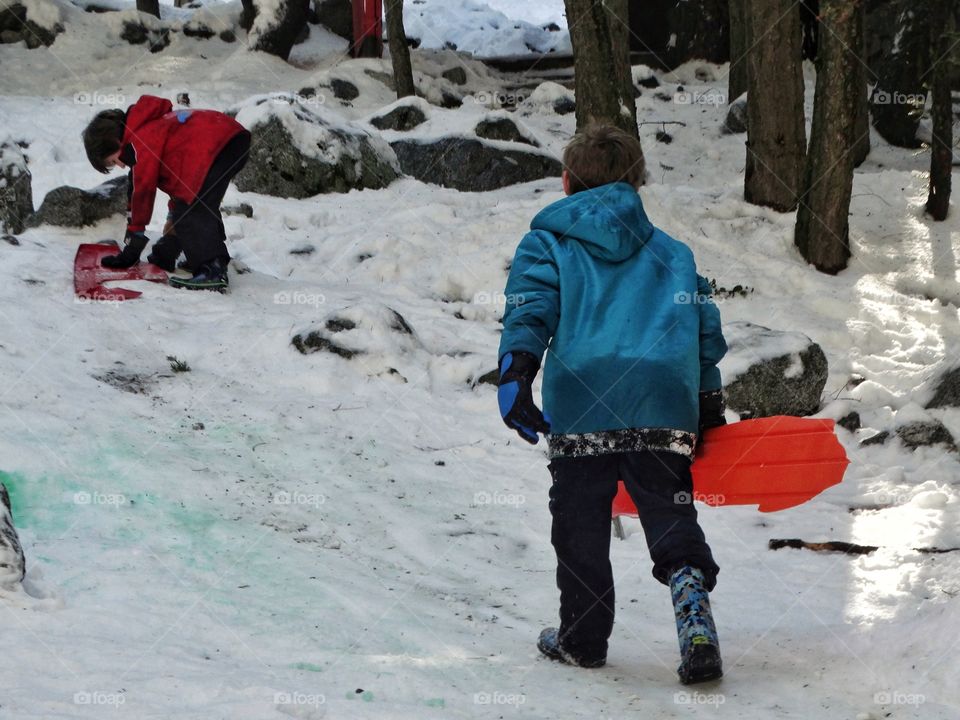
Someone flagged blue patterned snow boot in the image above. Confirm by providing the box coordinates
[669,565,722,684]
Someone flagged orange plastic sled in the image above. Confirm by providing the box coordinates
[612,416,849,517]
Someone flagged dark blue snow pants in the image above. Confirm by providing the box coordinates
[547,450,719,661]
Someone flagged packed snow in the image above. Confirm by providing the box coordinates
[0,2,958,719]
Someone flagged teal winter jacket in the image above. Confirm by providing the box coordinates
[498,182,726,436]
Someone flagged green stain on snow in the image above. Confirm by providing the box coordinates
[347,690,375,702]
[291,662,325,673]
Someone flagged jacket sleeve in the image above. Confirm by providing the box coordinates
[697,274,727,392]
[126,141,161,233]
[498,230,561,364]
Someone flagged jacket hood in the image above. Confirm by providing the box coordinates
[530,182,654,262]
[124,95,173,137]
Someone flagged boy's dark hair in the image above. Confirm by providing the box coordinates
[82,109,126,173]
[562,124,646,194]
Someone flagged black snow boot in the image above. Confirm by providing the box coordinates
[537,628,606,668]
[169,256,229,292]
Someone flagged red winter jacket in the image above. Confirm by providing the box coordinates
[121,95,247,233]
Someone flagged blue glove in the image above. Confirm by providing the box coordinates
[498,351,551,444]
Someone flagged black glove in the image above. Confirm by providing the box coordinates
[102,232,148,269]
[498,351,551,444]
[698,389,727,436]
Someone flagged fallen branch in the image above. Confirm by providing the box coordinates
[768,538,878,555]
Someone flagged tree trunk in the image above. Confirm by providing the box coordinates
[744,0,806,211]
[136,0,160,19]
[248,0,309,61]
[728,0,748,102]
[668,0,730,65]
[852,2,870,167]
[869,0,930,148]
[385,0,415,98]
[564,0,639,139]
[607,0,638,133]
[926,0,954,221]
[795,0,862,274]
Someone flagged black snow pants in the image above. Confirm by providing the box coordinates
[547,450,719,661]
[155,130,251,272]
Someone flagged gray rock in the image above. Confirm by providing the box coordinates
[120,21,170,52]
[1,4,62,48]
[223,202,254,218]
[837,411,861,432]
[391,137,562,192]
[315,0,352,40]
[895,420,957,451]
[0,482,26,588]
[553,97,576,115]
[233,99,399,198]
[330,78,359,101]
[723,93,748,134]
[370,103,427,132]
[0,29,21,43]
[860,430,889,447]
[722,321,828,418]
[183,21,216,39]
[26,176,127,228]
[0,141,33,234]
[925,366,960,408]
[474,117,538,146]
[219,29,236,43]
[442,67,468,86]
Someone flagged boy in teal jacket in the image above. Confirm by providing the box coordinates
[497,125,727,684]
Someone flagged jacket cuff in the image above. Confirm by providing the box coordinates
[700,366,722,393]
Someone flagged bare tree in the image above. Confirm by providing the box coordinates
[728,0,748,102]
[564,0,639,139]
[795,0,863,274]
[136,0,160,19]
[851,2,870,167]
[926,0,955,221]
[385,0,415,98]
[870,1,929,148]
[744,0,806,211]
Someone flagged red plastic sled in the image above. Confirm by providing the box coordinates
[612,416,849,517]
[74,242,168,302]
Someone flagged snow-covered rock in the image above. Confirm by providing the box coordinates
[232,94,400,198]
[26,175,126,228]
[721,321,828,418]
[0,139,32,234]
[369,99,429,132]
[0,482,25,589]
[391,136,561,191]
[723,92,748,134]
[0,0,63,48]
[474,114,539,146]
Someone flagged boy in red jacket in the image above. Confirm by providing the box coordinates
[82,95,250,291]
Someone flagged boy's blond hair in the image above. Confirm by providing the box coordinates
[562,124,646,194]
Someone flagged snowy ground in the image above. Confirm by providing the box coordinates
[1,2,959,718]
